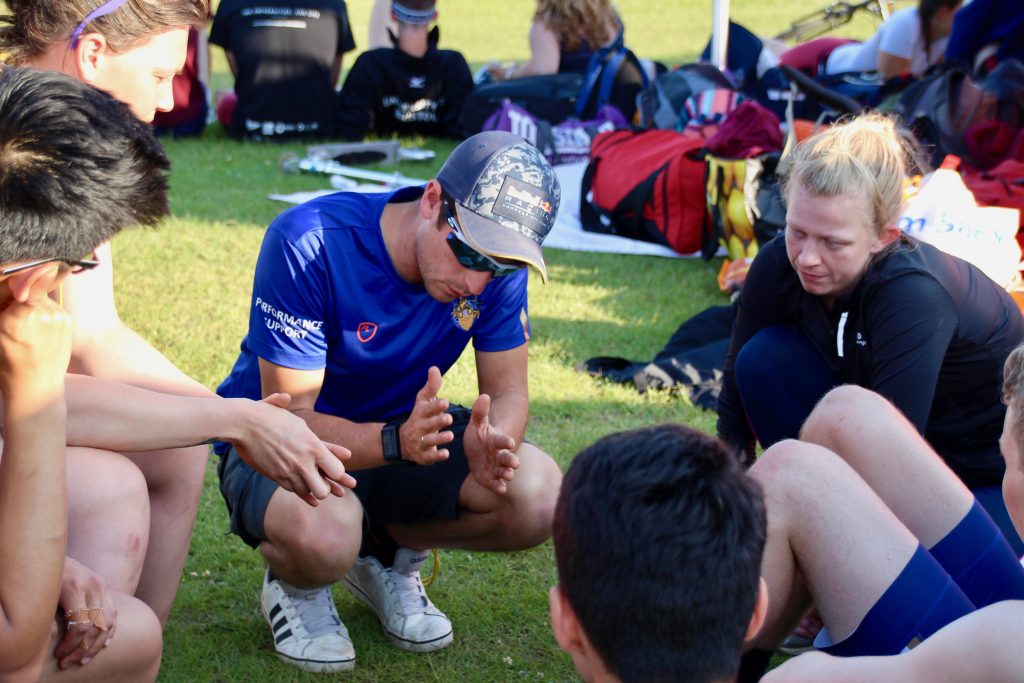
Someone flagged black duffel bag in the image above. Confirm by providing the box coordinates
[460,73,582,138]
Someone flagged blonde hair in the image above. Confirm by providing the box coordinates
[0,0,210,65]
[535,0,617,54]
[1003,345,1024,471]
[783,114,911,235]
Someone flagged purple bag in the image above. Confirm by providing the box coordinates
[482,100,627,165]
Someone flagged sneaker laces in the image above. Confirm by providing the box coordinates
[285,586,342,638]
[388,568,430,614]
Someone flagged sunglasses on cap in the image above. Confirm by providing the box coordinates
[1,257,101,276]
[442,200,523,278]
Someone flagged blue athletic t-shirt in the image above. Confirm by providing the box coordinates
[217,186,531,423]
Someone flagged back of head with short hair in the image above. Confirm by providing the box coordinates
[783,113,914,235]
[553,423,767,683]
[0,0,211,65]
[0,67,170,263]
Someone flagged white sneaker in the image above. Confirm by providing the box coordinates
[342,548,453,652]
[261,569,356,672]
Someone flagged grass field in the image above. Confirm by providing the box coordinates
[104,1,891,680]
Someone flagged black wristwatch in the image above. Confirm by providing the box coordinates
[381,419,405,465]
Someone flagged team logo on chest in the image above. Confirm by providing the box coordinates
[356,322,378,343]
[451,297,481,331]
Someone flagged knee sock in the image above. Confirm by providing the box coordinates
[817,544,974,657]
[928,499,1024,607]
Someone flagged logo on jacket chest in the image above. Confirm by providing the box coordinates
[451,297,480,331]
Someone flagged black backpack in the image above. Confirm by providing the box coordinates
[896,60,1024,169]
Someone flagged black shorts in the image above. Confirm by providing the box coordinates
[217,406,473,549]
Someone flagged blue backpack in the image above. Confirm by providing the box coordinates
[575,26,650,122]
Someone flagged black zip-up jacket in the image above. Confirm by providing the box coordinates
[717,235,1024,488]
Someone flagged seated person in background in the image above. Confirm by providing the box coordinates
[487,0,620,82]
[822,0,962,79]
[717,113,1024,554]
[553,371,1024,682]
[945,0,1024,75]
[337,0,472,140]
[210,0,356,141]
[153,26,210,138]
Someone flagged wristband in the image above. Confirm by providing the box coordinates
[381,419,404,465]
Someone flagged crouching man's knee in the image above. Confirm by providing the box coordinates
[497,444,562,549]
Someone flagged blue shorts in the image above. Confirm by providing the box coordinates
[814,544,975,656]
[217,406,472,549]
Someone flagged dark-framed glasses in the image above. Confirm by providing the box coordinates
[442,201,523,278]
[1,257,101,276]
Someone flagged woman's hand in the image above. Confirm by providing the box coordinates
[54,557,117,669]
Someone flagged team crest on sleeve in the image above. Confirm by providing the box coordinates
[451,296,481,331]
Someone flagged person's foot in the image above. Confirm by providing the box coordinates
[261,569,356,672]
[342,548,453,652]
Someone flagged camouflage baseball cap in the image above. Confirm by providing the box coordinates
[437,131,560,283]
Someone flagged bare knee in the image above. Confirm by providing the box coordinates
[264,493,362,584]
[751,440,844,512]
[497,446,561,549]
[104,596,163,682]
[801,385,882,444]
[67,448,151,572]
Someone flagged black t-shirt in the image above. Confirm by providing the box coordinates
[210,0,355,140]
[337,42,473,140]
[717,235,1024,489]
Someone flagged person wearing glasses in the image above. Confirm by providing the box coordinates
[0,0,362,655]
[0,66,357,680]
[0,66,169,683]
[216,131,563,672]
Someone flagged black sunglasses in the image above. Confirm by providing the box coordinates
[442,201,522,278]
[1,257,101,276]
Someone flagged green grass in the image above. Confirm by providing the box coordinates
[112,1,898,680]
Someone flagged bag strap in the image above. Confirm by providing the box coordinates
[579,154,604,230]
[575,24,627,118]
[604,162,672,246]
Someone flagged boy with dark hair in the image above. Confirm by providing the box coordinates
[554,378,1024,681]
[0,65,358,680]
[0,65,170,682]
[337,0,472,140]
[550,423,769,683]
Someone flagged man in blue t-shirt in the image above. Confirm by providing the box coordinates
[217,131,563,673]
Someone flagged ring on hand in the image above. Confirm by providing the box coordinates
[65,607,107,631]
